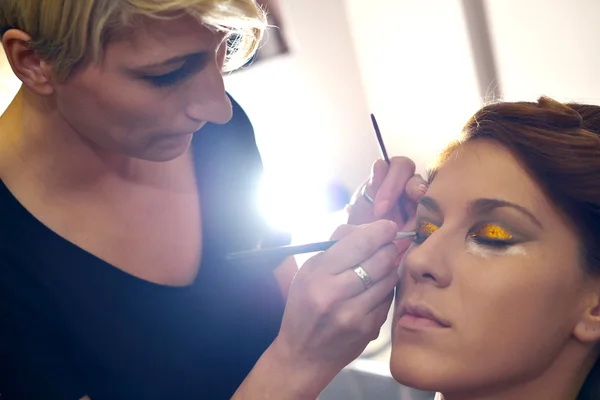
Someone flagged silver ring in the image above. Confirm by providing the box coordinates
[353,265,374,290]
[361,184,374,205]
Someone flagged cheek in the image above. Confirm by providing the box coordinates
[456,255,582,371]
[461,257,571,336]
[57,73,165,135]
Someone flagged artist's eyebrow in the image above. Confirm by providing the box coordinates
[418,196,543,228]
[133,51,209,69]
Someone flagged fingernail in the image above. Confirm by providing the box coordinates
[418,183,428,194]
[388,220,398,231]
[375,200,390,217]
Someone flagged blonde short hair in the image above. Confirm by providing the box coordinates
[0,0,266,81]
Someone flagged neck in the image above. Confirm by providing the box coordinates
[0,88,180,191]
[437,341,595,400]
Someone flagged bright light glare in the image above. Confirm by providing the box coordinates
[259,169,349,267]
[259,171,332,235]
[261,166,350,228]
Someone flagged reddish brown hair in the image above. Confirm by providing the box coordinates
[431,96,600,399]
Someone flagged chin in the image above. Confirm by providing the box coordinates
[134,135,193,162]
[144,149,189,162]
[390,350,438,391]
[389,345,465,394]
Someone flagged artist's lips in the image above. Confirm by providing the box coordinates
[167,121,208,137]
[397,302,451,330]
[156,133,194,144]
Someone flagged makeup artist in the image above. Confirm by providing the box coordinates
[0,1,425,399]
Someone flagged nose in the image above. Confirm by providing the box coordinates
[184,60,233,125]
[401,229,452,288]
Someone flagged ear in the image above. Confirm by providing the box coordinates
[573,289,600,343]
[2,29,55,96]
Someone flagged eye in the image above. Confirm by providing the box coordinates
[470,223,515,248]
[143,54,207,88]
[144,68,193,88]
[413,221,439,244]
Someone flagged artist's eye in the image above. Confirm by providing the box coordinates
[413,221,439,245]
[143,54,208,88]
[470,223,515,248]
[144,68,193,87]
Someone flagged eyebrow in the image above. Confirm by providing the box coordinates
[134,51,208,69]
[418,196,543,228]
[418,196,441,214]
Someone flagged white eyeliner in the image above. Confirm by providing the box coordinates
[465,241,527,258]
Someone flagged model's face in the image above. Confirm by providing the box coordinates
[391,140,594,395]
[51,15,232,161]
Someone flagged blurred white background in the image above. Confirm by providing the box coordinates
[224,0,600,243]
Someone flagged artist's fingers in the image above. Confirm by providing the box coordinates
[347,267,399,313]
[395,211,417,256]
[361,159,389,205]
[374,157,416,217]
[370,159,389,195]
[404,174,428,203]
[329,224,357,241]
[319,220,398,275]
[335,242,398,298]
[403,200,418,221]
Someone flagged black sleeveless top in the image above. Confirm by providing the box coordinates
[0,96,287,399]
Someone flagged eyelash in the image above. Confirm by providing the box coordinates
[413,222,515,248]
[471,235,513,248]
[143,56,207,88]
[413,222,436,245]
[413,234,427,245]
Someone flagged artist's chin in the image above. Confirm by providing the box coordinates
[137,133,194,162]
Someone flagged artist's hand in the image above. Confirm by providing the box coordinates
[272,220,399,391]
[347,156,427,234]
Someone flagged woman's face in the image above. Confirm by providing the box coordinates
[49,15,232,161]
[391,139,596,395]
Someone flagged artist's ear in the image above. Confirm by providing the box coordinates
[574,286,600,343]
[2,29,55,95]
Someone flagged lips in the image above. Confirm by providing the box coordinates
[397,302,451,329]
[170,121,208,137]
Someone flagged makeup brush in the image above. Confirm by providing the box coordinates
[226,231,416,263]
[370,114,409,222]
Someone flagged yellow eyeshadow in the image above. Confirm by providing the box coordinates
[473,224,513,240]
[419,221,439,237]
